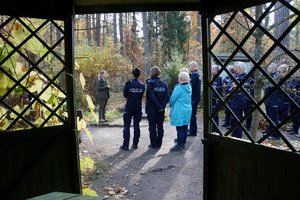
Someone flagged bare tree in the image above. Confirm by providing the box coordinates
[142,12,152,78]
[119,13,124,55]
[113,13,118,48]
[94,14,101,46]
[274,1,290,61]
[85,14,92,45]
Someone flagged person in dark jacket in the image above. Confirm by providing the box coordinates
[120,68,145,151]
[243,62,255,131]
[221,65,235,128]
[146,66,169,149]
[97,70,110,123]
[211,65,223,132]
[188,61,201,136]
[229,62,247,138]
[264,63,281,140]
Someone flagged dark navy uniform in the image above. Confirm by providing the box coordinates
[229,73,247,138]
[288,79,300,135]
[189,69,201,136]
[222,75,234,127]
[278,82,290,123]
[122,79,145,149]
[243,73,255,130]
[146,76,169,148]
[211,76,223,132]
[264,72,281,139]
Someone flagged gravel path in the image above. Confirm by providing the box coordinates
[80,116,204,200]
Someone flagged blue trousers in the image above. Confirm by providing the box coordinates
[266,104,280,138]
[176,125,188,147]
[147,112,165,147]
[189,102,199,135]
[243,101,253,129]
[231,107,243,138]
[122,112,142,148]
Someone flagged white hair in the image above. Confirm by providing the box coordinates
[212,64,220,71]
[178,72,190,83]
[267,63,278,74]
[235,61,247,73]
[180,67,189,73]
[189,61,198,71]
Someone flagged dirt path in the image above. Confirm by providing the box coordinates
[80,115,203,200]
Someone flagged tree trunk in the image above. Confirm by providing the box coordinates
[94,14,101,46]
[85,14,91,45]
[142,12,152,78]
[296,24,300,48]
[119,13,124,55]
[113,13,118,48]
[251,5,264,140]
[197,13,201,44]
[274,1,290,62]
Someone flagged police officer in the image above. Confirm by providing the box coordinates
[222,65,235,128]
[188,61,201,136]
[146,66,169,148]
[264,63,280,140]
[243,62,255,131]
[229,62,247,138]
[211,65,223,132]
[120,68,145,151]
[277,64,290,124]
[287,71,300,137]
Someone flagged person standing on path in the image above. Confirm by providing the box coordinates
[188,61,202,136]
[97,70,110,123]
[169,71,192,151]
[120,68,145,151]
[211,65,223,132]
[146,66,169,149]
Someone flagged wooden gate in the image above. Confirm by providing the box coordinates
[202,0,300,199]
[0,4,81,199]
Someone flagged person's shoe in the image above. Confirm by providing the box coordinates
[174,138,178,142]
[295,133,300,138]
[148,144,157,149]
[132,144,138,150]
[170,145,184,151]
[268,136,280,140]
[286,128,293,132]
[99,119,106,123]
[187,133,196,136]
[104,119,108,122]
[120,145,129,151]
[289,131,297,135]
[221,124,229,127]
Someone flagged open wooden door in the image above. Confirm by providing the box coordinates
[0,2,81,199]
[201,0,300,199]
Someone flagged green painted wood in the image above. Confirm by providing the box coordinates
[27,192,79,200]
[70,196,100,200]
[219,147,233,200]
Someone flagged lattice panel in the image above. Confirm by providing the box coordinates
[208,0,300,152]
[0,16,67,131]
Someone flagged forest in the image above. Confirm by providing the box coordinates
[0,2,300,134]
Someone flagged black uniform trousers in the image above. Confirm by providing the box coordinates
[189,102,199,135]
[147,112,165,148]
[122,112,142,148]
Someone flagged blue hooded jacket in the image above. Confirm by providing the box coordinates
[169,83,192,126]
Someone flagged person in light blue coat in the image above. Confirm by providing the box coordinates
[169,71,192,151]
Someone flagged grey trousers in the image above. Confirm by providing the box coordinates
[98,98,108,121]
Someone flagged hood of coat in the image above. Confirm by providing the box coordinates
[179,83,192,93]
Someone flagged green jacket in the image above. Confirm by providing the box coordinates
[97,78,110,100]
